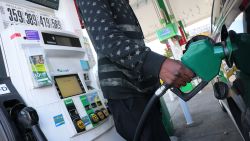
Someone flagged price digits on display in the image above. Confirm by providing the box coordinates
[6,7,61,29]
[7,8,24,23]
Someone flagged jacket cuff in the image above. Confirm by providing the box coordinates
[142,51,166,78]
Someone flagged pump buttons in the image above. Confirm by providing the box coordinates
[96,110,105,120]
[90,113,99,124]
[102,109,109,117]
[213,82,229,100]
[76,120,85,130]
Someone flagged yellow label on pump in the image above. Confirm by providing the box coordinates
[31,64,46,72]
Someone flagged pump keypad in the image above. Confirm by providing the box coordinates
[96,110,105,120]
[90,113,99,123]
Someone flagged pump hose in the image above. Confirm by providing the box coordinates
[133,83,171,141]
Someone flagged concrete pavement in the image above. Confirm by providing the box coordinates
[164,84,242,141]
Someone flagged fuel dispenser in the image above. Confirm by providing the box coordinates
[0,25,112,141]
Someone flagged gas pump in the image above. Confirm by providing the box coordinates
[0,25,112,141]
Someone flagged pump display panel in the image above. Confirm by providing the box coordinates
[54,75,85,98]
[42,33,81,47]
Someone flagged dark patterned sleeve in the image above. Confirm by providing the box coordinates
[76,0,165,79]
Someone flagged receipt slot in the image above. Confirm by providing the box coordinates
[0,25,113,141]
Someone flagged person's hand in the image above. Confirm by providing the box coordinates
[159,59,195,88]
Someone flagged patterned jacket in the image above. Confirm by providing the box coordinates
[76,0,166,99]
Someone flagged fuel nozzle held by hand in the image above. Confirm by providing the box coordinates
[173,30,239,101]
[134,31,238,141]
[134,30,250,141]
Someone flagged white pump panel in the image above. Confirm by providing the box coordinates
[0,25,113,141]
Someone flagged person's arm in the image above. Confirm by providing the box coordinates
[76,0,194,87]
[76,0,165,79]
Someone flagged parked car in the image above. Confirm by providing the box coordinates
[211,0,250,140]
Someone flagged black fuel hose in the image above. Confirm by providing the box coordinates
[133,83,171,141]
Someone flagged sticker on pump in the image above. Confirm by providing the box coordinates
[53,114,65,127]
[0,84,10,95]
[10,33,22,40]
[25,30,40,40]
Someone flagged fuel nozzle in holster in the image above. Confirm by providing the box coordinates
[0,78,47,141]
[11,105,47,141]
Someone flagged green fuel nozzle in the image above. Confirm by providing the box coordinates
[171,36,234,101]
[181,37,234,82]
[173,30,250,101]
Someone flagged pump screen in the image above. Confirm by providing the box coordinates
[55,75,84,98]
[56,36,72,46]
